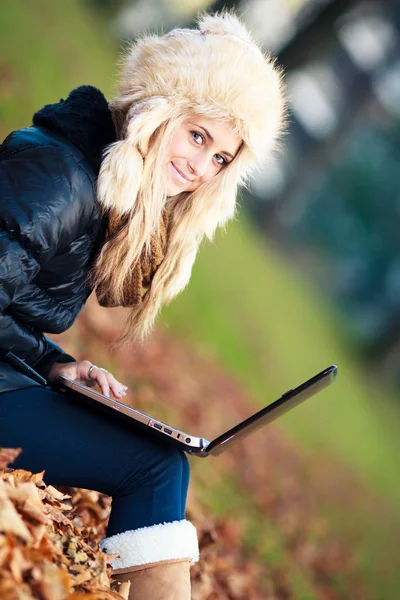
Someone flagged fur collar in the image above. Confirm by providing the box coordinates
[33,85,116,173]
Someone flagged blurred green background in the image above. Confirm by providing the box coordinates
[2,1,400,598]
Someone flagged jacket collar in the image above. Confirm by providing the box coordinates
[33,85,116,174]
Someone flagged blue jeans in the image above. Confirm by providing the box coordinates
[0,386,190,537]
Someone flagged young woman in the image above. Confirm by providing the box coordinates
[0,12,285,599]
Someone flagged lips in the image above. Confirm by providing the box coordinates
[171,162,192,183]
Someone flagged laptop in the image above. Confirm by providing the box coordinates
[59,364,337,457]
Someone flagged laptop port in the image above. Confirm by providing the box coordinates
[164,427,172,435]
[153,423,162,430]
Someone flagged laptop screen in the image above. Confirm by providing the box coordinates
[205,365,337,456]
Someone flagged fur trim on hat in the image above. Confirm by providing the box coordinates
[100,12,285,218]
[118,12,285,157]
[98,97,172,215]
[100,520,199,570]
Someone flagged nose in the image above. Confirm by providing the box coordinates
[188,152,211,178]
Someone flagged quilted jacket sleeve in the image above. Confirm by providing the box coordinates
[0,230,75,377]
[0,141,94,378]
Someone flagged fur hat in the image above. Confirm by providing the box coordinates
[98,12,286,216]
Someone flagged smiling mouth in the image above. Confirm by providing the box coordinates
[171,162,192,183]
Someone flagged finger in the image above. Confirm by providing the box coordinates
[80,361,97,383]
[83,364,99,389]
[86,364,127,399]
[93,370,110,397]
[110,379,128,399]
[81,360,94,374]
[99,372,128,399]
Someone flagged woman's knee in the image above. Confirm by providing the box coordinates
[113,435,189,494]
[150,446,189,488]
[179,450,190,487]
[106,441,191,532]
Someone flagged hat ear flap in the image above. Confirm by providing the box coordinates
[97,140,143,216]
[129,97,173,156]
[97,98,172,216]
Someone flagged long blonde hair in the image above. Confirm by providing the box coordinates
[92,104,250,342]
[91,12,286,342]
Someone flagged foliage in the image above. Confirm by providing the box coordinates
[291,121,400,354]
[49,300,400,599]
[0,448,120,600]
[0,446,273,599]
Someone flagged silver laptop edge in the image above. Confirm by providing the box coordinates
[59,364,337,457]
[59,376,207,452]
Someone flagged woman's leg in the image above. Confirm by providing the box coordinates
[0,386,199,599]
[105,431,190,535]
[0,386,189,535]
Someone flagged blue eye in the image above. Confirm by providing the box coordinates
[191,131,204,144]
[215,154,226,165]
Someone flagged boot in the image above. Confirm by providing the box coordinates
[100,520,199,600]
[112,558,192,599]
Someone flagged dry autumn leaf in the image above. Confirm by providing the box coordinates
[0,485,32,541]
[0,448,21,473]
[0,448,124,600]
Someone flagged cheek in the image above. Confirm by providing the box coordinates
[203,163,221,182]
[168,132,190,160]
[192,165,220,191]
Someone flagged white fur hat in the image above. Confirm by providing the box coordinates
[98,12,286,216]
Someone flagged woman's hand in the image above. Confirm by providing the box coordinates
[48,360,128,399]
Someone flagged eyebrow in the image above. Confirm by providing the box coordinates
[189,123,236,160]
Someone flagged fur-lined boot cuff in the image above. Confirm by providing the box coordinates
[100,520,199,571]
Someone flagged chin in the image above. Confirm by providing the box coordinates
[167,179,191,196]
[166,183,182,197]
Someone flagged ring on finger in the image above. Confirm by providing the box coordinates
[98,367,109,374]
[88,365,99,377]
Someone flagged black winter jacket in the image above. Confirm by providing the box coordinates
[0,86,116,393]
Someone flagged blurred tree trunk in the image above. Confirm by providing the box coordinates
[279,0,392,69]
[205,0,392,68]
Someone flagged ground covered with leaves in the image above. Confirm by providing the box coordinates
[2,297,398,599]
[0,447,266,599]
[0,447,117,599]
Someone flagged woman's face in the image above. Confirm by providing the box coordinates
[165,116,242,196]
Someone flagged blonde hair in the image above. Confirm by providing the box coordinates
[91,12,286,342]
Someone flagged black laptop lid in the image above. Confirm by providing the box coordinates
[205,365,337,456]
